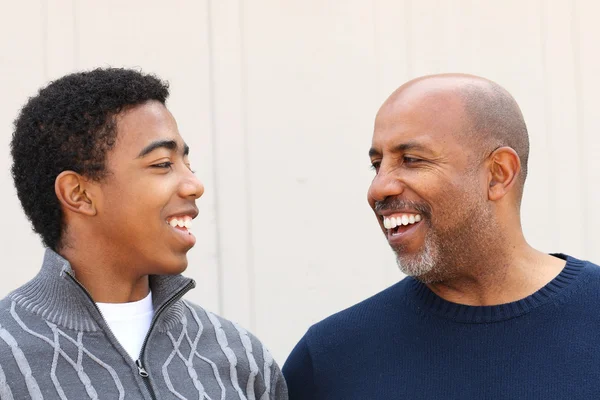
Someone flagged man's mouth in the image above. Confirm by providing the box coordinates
[382,213,422,236]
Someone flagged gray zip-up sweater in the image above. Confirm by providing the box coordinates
[0,249,288,400]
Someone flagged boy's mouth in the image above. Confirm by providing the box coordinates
[166,215,193,233]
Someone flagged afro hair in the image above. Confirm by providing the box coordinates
[11,67,170,250]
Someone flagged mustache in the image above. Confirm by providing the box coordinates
[374,198,431,217]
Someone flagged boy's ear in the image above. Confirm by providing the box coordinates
[54,171,97,216]
[487,146,521,201]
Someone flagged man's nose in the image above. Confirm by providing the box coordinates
[368,169,405,204]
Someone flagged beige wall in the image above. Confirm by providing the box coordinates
[1,0,599,363]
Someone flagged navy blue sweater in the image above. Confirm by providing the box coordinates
[283,255,600,399]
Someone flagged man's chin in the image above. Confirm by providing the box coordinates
[395,249,437,279]
[397,256,455,285]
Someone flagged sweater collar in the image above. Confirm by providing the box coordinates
[404,254,586,323]
[9,248,195,332]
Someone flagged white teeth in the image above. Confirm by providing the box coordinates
[382,214,422,230]
[167,216,193,230]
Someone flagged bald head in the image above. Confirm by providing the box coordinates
[369,75,531,279]
[384,74,530,197]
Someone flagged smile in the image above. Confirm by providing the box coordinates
[165,215,197,247]
[166,215,193,232]
[383,213,422,229]
[382,213,424,243]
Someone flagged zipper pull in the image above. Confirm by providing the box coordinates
[136,359,149,378]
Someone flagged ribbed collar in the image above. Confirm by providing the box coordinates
[9,249,195,332]
[404,254,586,324]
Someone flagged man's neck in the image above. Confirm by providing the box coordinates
[425,245,566,306]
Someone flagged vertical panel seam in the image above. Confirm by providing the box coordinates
[72,0,78,69]
[570,0,587,255]
[239,0,256,331]
[539,0,556,249]
[404,0,413,78]
[372,0,381,99]
[205,0,224,315]
[42,0,48,80]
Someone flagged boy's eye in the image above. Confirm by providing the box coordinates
[152,162,173,169]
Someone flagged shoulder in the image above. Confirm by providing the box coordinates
[180,300,287,399]
[556,254,600,290]
[282,280,410,397]
[572,255,600,275]
[560,254,600,299]
[0,293,32,328]
[0,295,14,315]
[308,278,410,337]
[180,300,270,351]
[0,295,45,362]
[178,301,277,367]
[284,278,412,365]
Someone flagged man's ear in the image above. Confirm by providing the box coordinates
[55,171,98,216]
[487,147,521,201]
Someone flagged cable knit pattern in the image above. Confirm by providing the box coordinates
[0,249,288,400]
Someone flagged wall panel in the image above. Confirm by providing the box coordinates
[242,0,387,361]
[0,0,599,363]
[208,0,255,329]
[0,1,49,288]
[577,1,600,261]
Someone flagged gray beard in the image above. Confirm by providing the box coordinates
[392,199,496,284]
[394,232,438,279]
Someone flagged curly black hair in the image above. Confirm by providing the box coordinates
[11,68,170,250]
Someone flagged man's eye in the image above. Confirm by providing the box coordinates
[152,162,173,169]
[403,156,421,164]
[370,162,381,173]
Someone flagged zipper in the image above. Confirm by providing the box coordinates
[64,273,164,396]
[136,359,149,377]
[65,271,194,400]
[134,280,195,399]
[65,272,157,399]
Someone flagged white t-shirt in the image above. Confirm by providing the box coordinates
[97,291,154,361]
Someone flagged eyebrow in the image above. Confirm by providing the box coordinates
[137,140,190,158]
[369,141,431,158]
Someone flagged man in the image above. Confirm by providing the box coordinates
[282,74,600,399]
[1,68,287,399]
